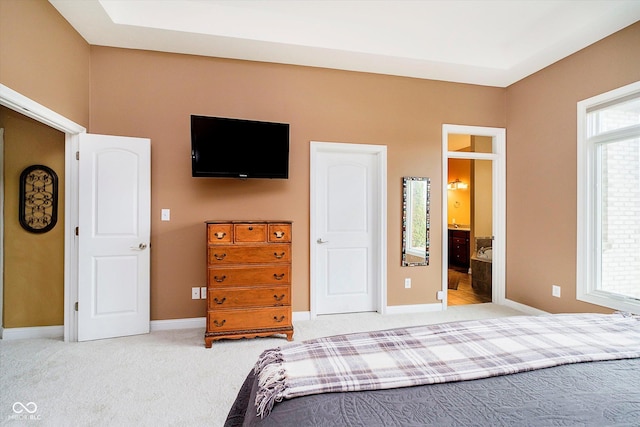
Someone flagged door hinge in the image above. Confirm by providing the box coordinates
[76,151,79,160]
[74,302,78,311]
[75,226,79,236]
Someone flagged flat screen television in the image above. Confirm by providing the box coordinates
[191,115,290,179]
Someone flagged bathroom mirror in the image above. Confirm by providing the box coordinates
[402,177,430,266]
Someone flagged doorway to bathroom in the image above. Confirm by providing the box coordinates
[442,125,505,308]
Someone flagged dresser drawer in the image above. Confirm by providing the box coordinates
[268,223,292,243]
[449,229,469,239]
[207,307,291,332]
[208,224,232,244]
[208,244,291,264]
[209,265,291,286]
[208,286,290,309]
[234,224,267,242]
[452,237,468,245]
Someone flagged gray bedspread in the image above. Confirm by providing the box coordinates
[253,313,640,417]
[225,358,640,426]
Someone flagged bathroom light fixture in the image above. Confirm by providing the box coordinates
[447,178,468,190]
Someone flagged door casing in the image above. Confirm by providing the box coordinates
[310,141,387,318]
[442,124,506,308]
[1,84,84,341]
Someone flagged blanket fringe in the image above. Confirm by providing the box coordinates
[254,348,287,418]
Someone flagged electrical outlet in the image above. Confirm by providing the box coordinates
[436,290,445,301]
[200,286,207,299]
[191,287,200,299]
[161,209,170,221]
[552,284,561,298]
[404,278,411,289]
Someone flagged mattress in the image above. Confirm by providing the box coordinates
[226,358,640,426]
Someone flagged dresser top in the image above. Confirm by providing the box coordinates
[205,220,292,224]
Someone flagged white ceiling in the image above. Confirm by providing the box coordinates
[49,0,640,87]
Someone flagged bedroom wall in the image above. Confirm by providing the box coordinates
[88,46,506,320]
[0,0,89,328]
[0,0,90,127]
[11,1,636,325]
[505,21,640,313]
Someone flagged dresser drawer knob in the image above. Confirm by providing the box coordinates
[213,319,226,327]
[214,232,226,240]
[214,253,227,261]
[274,252,285,259]
[273,316,285,323]
[273,294,285,302]
[273,273,285,281]
[248,226,253,230]
[273,231,285,239]
[214,275,227,283]
[213,297,226,305]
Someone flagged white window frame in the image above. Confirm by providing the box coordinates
[577,80,640,313]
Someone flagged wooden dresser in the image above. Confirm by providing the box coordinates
[204,220,294,348]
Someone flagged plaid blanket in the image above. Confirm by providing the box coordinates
[254,313,640,418]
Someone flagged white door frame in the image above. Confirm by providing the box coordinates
[310,141,387,318]
[442,124,506,308]
[0,84,85,341]
[0,128,4,331]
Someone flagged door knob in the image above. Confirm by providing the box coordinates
[131,243,148,250]
[316,238,329,244]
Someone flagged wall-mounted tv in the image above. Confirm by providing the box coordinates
[191,115,290,179]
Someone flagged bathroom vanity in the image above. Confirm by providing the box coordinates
[448,228,470,269]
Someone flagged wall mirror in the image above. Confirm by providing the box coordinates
[402,177,430,266]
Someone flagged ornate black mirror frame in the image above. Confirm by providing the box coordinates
[19,164,59,233]
[402,177,430,266]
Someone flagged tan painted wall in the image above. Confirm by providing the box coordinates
[1,106,65,327]
[0,0,88,327]
[88,47,506,319]
[0,0,90,127]
[505,21,640,313]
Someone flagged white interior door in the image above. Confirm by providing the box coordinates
[78,133,150,341]
[311,142,386,315]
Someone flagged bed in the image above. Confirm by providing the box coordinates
[225,313,640,427]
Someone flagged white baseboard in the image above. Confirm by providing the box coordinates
[385,303,443,315]
[293,311,311,322]
[502,298,549,315]
[1,325,64,340]
[150,317,206,331]
[1,301,547,340]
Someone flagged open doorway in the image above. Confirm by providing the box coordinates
[442,125,505,308]
[0,107,66,331]
[446,152,493,305]
[1,83,85,341]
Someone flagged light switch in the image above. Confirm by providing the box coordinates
[161,209,170,221]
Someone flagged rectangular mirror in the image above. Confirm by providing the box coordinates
[402,177,430,266]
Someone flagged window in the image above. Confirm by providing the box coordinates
[577,81,640,313]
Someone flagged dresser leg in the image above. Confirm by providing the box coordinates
[286,330,294,341]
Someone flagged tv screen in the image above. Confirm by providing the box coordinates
[191,115,290,179]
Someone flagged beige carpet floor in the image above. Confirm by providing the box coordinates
[0,303,524,426]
